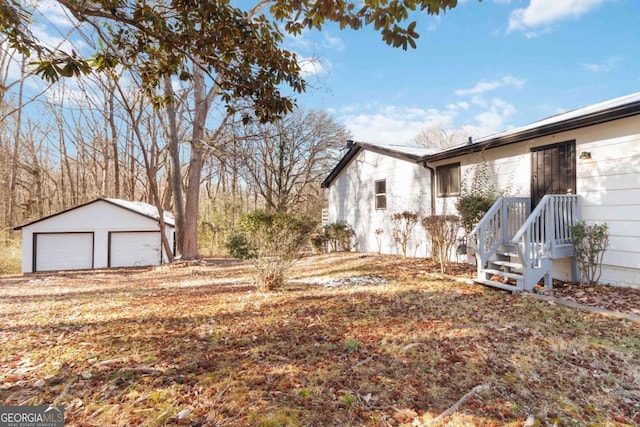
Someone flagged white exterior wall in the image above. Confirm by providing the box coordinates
[431,143,531,216]
[428,116,640,288]
[573,116,640,288]
[328,149,432,256]
[21,200,174,273]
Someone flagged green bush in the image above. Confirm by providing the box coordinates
[310,233,329,253]
[456,194,497,233]
[324,221,356,252]
[233,211,317,291]
[456,152,504,233]
[224,231,254,259]
[571,221,609,285]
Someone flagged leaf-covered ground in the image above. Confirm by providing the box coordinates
[1,253,638,426]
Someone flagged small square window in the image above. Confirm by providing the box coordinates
[436,163,460,197]
[375,179,387,209]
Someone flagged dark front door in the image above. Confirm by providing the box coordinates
[531,140,576,207]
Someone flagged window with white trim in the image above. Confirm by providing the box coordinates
[375,179,387,209]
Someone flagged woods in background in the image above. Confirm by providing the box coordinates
[0,40,348,267]
[0,0,459,270]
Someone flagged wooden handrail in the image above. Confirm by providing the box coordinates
[509,195,580,269]
[468,197,530,269]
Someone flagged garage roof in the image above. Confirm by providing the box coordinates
[14,198,175,230]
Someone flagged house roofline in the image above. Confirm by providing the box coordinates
[13,198,176,230]
[321,141,431,188]
[419,98,640,163]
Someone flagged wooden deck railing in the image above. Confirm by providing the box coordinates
[468,197,530,272]
[509,194,580,270]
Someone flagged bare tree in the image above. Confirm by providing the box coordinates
[414,125,475,151]
[233,109,349,214]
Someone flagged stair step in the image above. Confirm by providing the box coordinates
[495,250,519,258]
[490,260,523,270]
[483,269,524,281]
[474,278,522,293]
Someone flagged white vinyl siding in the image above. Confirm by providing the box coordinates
[430,115,640,288]
[34,233,93,272]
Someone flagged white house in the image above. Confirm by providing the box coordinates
[322,141,436,256]
[15,198,175,273]
[323,92,640,290]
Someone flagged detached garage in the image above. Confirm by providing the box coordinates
[15,198,175,273]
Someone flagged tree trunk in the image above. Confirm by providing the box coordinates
[7,57,26,229]
[108,85,120,198]
[182,143,204,259]
[163,77,185,256]
[181,67,215,260]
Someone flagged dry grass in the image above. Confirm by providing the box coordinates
[0,236,21,274]
[1,253,638,426]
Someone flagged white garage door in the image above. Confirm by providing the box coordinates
[109,232,162,268]
[35,233,94,272]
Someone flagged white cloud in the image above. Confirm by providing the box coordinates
[284,29,314,51]
[472,97,517,134]
[322,32,345,52]
[31,22,89,54]
[426,15,441,32]
[455,75,525,97]
[31,0,77,28]
[338,104,458,145]
[334,93,520,145]
[508,0,608,33]
[332,74,527,145]
[580,57,621,73]
[298,56,329,77]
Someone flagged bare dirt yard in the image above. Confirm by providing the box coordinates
[1,253,639,426]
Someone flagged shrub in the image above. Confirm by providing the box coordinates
[422,215,460,274]
[324,221,356,252]
[456,152,503,233]
[456,194,497,233]
[224,231,254,259]
[310,233,329,253]
[571,221,610,285]
[374,228,384,254]
[232,211,317,291]
[390,211,420,257]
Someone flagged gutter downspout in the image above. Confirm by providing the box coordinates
[423,162,436,216]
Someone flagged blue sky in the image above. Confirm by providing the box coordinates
[287,0,640,145]
[12,0,640,148]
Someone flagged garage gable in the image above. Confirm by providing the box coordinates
[16,199,171,232]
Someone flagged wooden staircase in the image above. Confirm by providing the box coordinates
[468,195,580,293]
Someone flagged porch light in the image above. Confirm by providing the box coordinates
[579,151,592,160]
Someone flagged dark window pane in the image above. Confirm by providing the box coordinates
[449,166,460,194]
[436,163,460,196]
[375,179,387,209]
